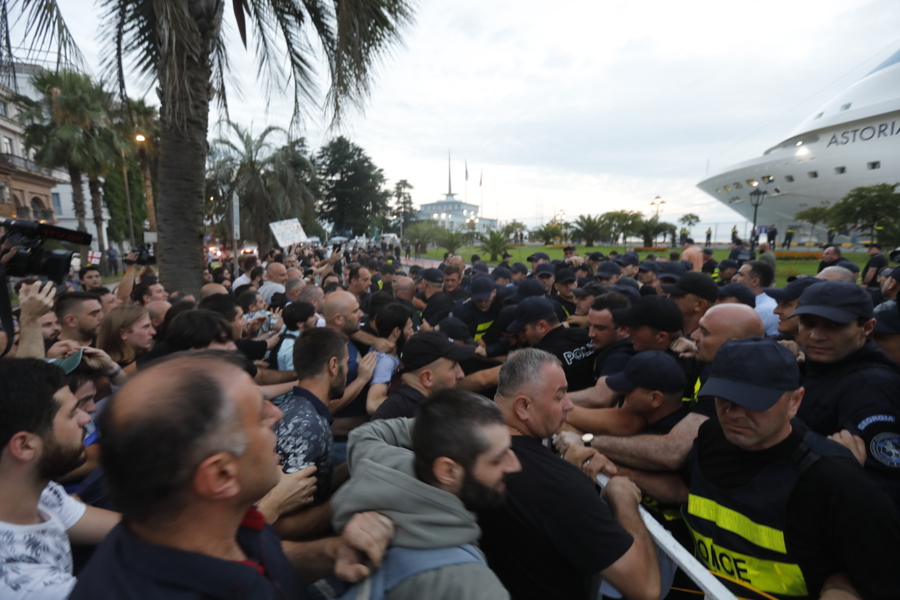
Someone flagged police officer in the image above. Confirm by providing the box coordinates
[705,227,712,247]
[790,281,900,510]
[783,226,796,249]
[629,338,900,600]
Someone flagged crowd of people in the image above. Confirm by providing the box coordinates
[1,235,900,600]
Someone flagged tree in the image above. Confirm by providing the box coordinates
[531,223,563,245]
[635,216,677,247]
[21,0,414,295]
[438,228,466,255]
[127,98,160,233]
[828,184,900,243]
[479,230,511,262]
[599,210,643,245]
[794,206,832,240]
[209,122,317,250]
[679,213,700,228]
[317,137,390,237]
[569,214,607,247]
[502,220,528,240]
[405,220,443,249]
[392,179,416,230]
[18,70,117,271]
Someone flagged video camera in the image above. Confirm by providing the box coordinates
[0,219,92,284]
[125,243,156,266]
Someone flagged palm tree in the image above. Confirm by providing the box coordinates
[18,70,117,270]
[479,230,511,262]
[532,223,563,245]
[570,214,607,247]
[438,229,466,255]
[128,99,160,233]
[209,122,316,251]
[406,221,442,250]
[636,216,676,247]
[679,213,700,229]
[17,0,415,295]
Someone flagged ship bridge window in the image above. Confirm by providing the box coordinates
[840,103,852,111]
[808,171,818,178]
[733,182,743,189]
[762,175,774,184]
[724,185,732,192]
[716,188,723,194]
[868,161,881,170]
[814,112,824,119]
[746,179,758,187]
[835,166,846,174]
[784,175,794,182]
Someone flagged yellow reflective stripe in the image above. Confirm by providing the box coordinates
[377,280,384,289]
[690,530,807,597]
[474,320,494,341]
[687,495,786,553]
[682,376,702,404]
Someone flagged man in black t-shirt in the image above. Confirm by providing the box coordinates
[506,297,595,391]
[478,349,659,600]
[625,338,900,600]
[420,268,454,330]
[863,243,889,289]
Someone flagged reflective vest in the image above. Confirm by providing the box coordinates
[682,430,841,599]
[474,319,494,341]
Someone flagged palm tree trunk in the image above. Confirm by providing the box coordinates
[155,30,216,297]
[139,153,157,232]
[68,164,88,267]
[88,177,109,276]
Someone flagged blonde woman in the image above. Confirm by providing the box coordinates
[97,305,156,374]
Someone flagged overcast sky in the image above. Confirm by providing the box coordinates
[35,0,900,229]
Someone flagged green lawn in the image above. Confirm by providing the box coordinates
[417,244,868,288]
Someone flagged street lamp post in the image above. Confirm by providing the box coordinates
[748,188,768,251]
[650,196,665,216]
[120,147,136,248]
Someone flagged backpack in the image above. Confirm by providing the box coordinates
[334,544,486,600]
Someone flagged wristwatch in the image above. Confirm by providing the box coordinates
[582,433,594,447]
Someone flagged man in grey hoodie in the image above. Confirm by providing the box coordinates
[331,389,519,600]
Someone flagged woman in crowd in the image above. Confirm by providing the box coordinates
[97,305,156,374]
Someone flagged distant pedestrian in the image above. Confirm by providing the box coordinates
[782,226,795,249]
[766,224,778,246]
[106,247,120,275]
[704,227,712,247]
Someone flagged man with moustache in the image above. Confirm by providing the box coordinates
[0,359,120,599]
[331,390,518,599]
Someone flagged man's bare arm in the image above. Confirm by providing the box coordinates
[567,405,647,436]
[457,365,501,392]
[568,376,620,408]
[617,466,690,504]
[590,412,707,471]
[67,505,122,545]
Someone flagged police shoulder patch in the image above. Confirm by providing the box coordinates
[870,432,900,468]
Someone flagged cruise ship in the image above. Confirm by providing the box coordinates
[697,48,900,242]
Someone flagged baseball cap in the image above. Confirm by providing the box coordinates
[491,266,512,280]
[606,351,687,394]
[699,337,800,411]
[589,252,605,262]
[763,277,820,303]
[874,308,900,335]
[502,252,512,259]
[508,279,546,303]
[554,268,576,283]
[611,284,641,303]
[717,282,756,308]
[595,262,622,279]
[718,259,740,271]
[526,251,550,262]
[638,261,659,274]
[791,281,874,323]
[890,267,900,281]
[702,248,714,256]
[470,276,496,301]
[534,263,555,277]
[49,348,86,374]
[614,252,640,267]
[510,262,529,275]
[436,316,474,344]
[573,282,608,298]
[614,276,640,291]
[611,295,683,332]
[662,272,719,304]
[507,297,557,333]
[472,262,489,274]
[400,331,476,372]
[657,262,687,282]
[421,268,444,284]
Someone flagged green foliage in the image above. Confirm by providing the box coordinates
[599,210,643,243]
[438,228,466,254]
[405,221,443,248]
[502,220,528,239]
[317,137,390,237]
[103,160,147,244]
[569,214,607,246]
[679,213,700,228]
[793,206,831,232]
[532,223,563,245]
[392,179,416,230]
[479,230,511,261]
[828,184,900,243]
[635,216,677,247]
[208,122,318,250]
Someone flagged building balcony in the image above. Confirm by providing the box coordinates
[0,153,68,181]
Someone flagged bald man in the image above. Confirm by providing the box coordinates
[392,276,421,330]
[200,283,229,300]
[817,265,857,283]
[71,352,394,598]
[259,262,288,303]
[145,300,171,337]
[562,304,765,471]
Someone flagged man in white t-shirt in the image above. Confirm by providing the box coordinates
[0,359,120,599]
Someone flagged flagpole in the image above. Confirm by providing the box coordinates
[480,170,484,221]
[465,160,469,205]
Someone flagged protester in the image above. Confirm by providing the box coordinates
[55,292,104,347]
[732,260,779,336]
[97,305,156,372]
